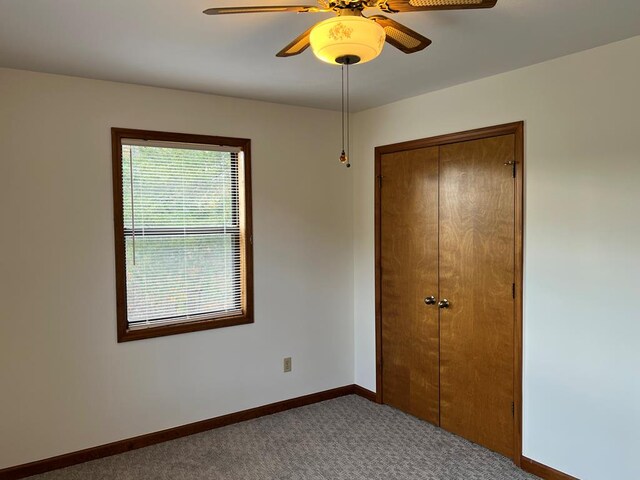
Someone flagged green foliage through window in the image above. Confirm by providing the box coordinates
[121,143,241,325]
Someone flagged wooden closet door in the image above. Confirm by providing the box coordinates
[438,134,516,457]
[380,147,440,425]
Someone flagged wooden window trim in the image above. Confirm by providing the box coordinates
[111,128,254,342]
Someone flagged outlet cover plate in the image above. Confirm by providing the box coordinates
[283,357,292,373]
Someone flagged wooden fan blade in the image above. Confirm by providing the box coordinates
[203,5,325,15]
[378,0,497,13]
[369,16,431,54]
[276,25,315,57]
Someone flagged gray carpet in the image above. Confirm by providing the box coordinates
[31,395,538,479]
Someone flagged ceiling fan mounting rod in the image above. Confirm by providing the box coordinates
[324,1,399,15]
[329,1,366,12]
[337,8,363,16]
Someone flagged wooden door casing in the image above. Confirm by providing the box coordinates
[380,147,440,425]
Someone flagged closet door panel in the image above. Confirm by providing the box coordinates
[381,147,440,425]
[438,135,515,456]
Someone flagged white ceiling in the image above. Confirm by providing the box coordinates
[1,0,639,111]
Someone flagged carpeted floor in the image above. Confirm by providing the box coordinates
[31,395,538,479]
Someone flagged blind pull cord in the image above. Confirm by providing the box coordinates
[129,148,136,265]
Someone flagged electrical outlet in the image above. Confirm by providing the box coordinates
[283,357,292,373]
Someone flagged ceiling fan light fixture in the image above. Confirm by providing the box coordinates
[310,16,385,65]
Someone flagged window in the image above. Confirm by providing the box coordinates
[112,128,253,342]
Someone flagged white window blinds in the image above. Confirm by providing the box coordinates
[121,140,243,328]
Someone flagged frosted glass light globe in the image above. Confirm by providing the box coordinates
[310,16,386,65]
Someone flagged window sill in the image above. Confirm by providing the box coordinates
[117,313,253,342]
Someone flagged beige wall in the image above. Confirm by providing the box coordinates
[0,69,353,468]
[352,36,640,480]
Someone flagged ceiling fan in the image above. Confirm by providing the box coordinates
[204,1,497,167]
[204,0,498,65]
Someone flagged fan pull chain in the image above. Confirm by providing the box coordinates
[346,62,350,168]
[339,63,351,168]
[340,64,345,163]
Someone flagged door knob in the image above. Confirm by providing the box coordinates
[424,296,436,305]
[438,299,450,309]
